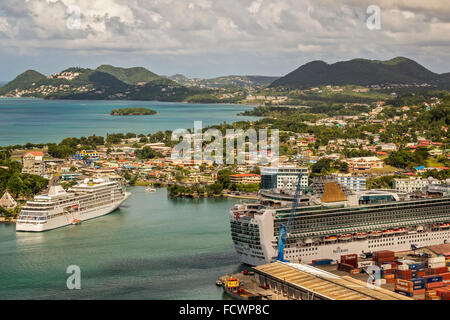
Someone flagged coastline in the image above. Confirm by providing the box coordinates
[0,217,16,224]
[0,96,258,107]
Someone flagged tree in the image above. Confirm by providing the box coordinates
[6,173,24,197]
[385,149,415,169]
[367,176,394,189]
[338,161,349,173]
[414,147,429,166]
[311,158,332,175]
[250,166,261,174]
[135,147,162,160]
[47,143,75,159]
[217,169,233,189]
[206,182,223,195]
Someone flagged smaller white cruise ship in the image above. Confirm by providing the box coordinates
[16,178,130,232]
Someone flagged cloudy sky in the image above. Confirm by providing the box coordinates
[0,0,449,80]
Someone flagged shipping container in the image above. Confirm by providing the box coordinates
[410,278,425,285]
[413,289,426,295]
[374,250,395,258]
[398,264,409,271]
[350,269,361,275]
[395,289,413,297]
[435,287,449,297]
[423,275,443,283]
[430,267,448,274]
[341,254,358,261]
[357,261,374,268]
[429,256,445,264]
[426,281,443,289]
[375,279,386,286]
[312,259,333,266]
[440,272,450,280]
[381,263,392,270]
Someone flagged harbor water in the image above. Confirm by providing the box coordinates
[0,98,258,146]
[0,187,243,299]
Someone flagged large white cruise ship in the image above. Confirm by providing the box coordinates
[16,178,130,232]
[230,180,450,266]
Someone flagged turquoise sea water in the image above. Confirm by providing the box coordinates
[0,187,243,299]
[0,98,258,146]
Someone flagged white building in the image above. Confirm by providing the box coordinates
[393,178,430,193]
[335,175,367,192]
[260,167,309,190]
[22,151,45,176]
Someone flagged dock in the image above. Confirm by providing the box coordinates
[220,261,412,300]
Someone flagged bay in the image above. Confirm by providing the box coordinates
[0,98,258,146]
[0,187,243,300]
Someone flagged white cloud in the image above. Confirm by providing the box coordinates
[248,0,262,14]
[0,0,449,75]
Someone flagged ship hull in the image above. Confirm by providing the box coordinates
[234,228,450,266]
[16,193,130,232]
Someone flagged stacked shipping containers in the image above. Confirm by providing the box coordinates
[338,254,361,274]
[394,278,425,299]
[373,251,395,265]
[332,251,450,300]
[387,254,450,300]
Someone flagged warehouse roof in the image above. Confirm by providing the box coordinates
[254,262,412,300]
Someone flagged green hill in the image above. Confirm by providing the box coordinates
[96,65,177,86]
[0,70,46,95]
[270,57,446,88]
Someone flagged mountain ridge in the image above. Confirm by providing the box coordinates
[167,74,280,88]
[270,57,447,88]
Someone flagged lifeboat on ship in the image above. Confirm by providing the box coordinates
[440,223,450,229]
[339,234,353,241]
[383,229,395,235]
[370,230,382,237]
[325,236,338,242]
[355,232,368,239]
[395,228,407,234]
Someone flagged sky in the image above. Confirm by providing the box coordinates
[0,0,449,81]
